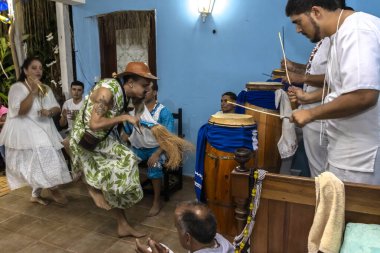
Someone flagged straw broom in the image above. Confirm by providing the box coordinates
[150,124,194,170]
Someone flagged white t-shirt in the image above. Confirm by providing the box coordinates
[61,98,83,130]
[325,12,380,172]
[301,38,330,131]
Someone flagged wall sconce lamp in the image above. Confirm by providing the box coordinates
[198,0,215,23]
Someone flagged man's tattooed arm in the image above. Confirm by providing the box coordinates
[88,87,127,131]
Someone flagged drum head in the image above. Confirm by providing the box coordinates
[246,82,283,91]
[209,113,256,127]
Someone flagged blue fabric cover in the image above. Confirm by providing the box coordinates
[0,1,8,12]
[235,90,277,113]
[340,223,380,253]
[194,123,256,202]
[235,79,303,114]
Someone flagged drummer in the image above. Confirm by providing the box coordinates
[285,0,380,185]
[217,92,237,114]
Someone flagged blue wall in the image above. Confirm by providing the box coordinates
[72,0,380,176]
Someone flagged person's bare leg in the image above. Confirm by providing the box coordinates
[62,137,72,159]
[30,188,49,205]
[62,137,82,182]
[147,179,161,217]
[113,208,146,238]
[87,185,111,210]
[50,188,68,205]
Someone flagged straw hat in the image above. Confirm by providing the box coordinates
[116,62,158,80]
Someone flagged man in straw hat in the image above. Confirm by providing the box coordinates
[70,62,157,237]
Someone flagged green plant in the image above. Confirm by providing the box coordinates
[0,36,16,105]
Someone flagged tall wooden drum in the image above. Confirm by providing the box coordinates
[244,82,283,173]
[204,113,257,237]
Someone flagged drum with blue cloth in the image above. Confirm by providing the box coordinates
[236,82,283,173]
[203,113,257,236]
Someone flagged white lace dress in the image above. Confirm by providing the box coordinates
[0,82,72,190]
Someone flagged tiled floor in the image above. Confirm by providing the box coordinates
[0,177,196,253]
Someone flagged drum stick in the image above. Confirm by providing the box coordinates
[227,101,290,119]
[278,32,292,86]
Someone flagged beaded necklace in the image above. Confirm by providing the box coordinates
[233,169,267,253]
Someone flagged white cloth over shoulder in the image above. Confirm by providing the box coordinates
[275,89,297,158]
[129,105,159,149]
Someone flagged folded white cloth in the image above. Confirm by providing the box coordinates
[308,172,345,253]
[275,89,297,158]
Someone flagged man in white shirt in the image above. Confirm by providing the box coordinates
[285,0,380,185]
[283,38,330,177]
[59,81,84,155]
[59,81,84,133]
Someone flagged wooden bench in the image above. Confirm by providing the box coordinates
[230,171,380,252]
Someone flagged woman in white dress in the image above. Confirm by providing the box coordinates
[0,57,72,205]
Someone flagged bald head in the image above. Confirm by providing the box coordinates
[174,201,217,244]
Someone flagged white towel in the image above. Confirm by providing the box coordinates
[275,89,297,158]
[308,172,345,253]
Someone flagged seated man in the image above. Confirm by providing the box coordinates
[59,80,84,155]
[124,81,174,217]
[135,200,234,253]
[59,80,85,134]
[217,91,237,114]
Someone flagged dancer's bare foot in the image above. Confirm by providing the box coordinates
[147,201,161,217]
[50,189,68,206]
[118,223,146,238]
[71,171,82,182]
[88,187,111,210]
[30,196,49,206]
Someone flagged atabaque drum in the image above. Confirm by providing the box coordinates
[242,82,283,173]
[204,113,257,236]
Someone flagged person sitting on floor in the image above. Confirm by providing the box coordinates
[135,200,234,253]
[123,80,174,217]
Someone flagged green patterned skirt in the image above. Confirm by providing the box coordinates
[70,121,143,209]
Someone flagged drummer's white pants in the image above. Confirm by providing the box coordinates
[303,125,328,178]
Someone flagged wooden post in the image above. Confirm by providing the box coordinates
[231,169,250,233]
[55,2,73,99]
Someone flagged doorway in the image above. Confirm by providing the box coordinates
[98,11,156,78]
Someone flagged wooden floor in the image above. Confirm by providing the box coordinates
[0,174,10,197]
